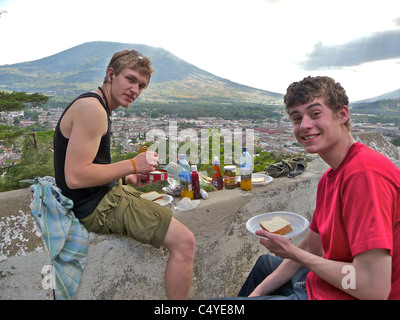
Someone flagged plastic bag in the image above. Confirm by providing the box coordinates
[176,197,201,211]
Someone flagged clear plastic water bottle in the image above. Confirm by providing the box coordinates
[178,154,193,199]
[240,147,253,191]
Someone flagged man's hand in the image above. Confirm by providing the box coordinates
[124,174,155,187]
[256,229,297,260]
[134,151,158,174]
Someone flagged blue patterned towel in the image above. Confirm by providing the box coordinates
[26,177,88,300]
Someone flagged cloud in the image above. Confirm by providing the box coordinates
[263,0,284,3]
[395,16,400,26]
[302,29,400,70]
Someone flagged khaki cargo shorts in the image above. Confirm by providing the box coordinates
[80,181,172,248]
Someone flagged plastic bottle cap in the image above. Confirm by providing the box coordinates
[213,156,220,165]
[179,154,186,160]
[243,147,248,152]
[191,165,197,172]
[224,165,236,170]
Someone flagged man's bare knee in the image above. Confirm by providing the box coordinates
[172,229,195,261]
[163,219,196,260]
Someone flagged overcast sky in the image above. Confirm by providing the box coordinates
[0,0,399,101]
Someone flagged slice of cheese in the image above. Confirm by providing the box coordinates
[260,216,292,235]
[140,191,164,202]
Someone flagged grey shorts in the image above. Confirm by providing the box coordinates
[80,181,172,248]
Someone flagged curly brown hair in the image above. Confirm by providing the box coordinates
[284,76,351,129]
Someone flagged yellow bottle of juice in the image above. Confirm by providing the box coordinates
[178,154,193,199]
[240,147,253,191]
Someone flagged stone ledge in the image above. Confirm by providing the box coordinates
[0,161,327,300]
[1,132,398,300]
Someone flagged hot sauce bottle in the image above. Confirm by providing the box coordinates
[212,157,224,190]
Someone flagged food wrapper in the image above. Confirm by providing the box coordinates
[163,177,181,196]
[176,197,201,211]
[164,162,179,181]
[199,172,217,192]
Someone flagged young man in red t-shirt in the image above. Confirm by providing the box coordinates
[238,76,400,300]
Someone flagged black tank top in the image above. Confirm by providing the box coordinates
[53,92,117,219]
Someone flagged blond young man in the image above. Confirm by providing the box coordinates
[54,50,195,300]
[236,76,400,300]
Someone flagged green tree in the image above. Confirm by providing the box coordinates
[0,91,53,191]
[392,135,400,147]
[0,125,25,148]
[0,91,50,112]
[0,130,55,192]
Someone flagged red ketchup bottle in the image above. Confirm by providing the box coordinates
[191,165,201,199]
[212,157,224,190]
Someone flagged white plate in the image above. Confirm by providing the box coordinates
[246,211,309,238]
[251,174,273,186]
[237,174,273,186]
[153,194,173,207]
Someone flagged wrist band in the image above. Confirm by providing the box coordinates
[130,158,137,173]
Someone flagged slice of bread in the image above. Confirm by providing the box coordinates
[140,191,164,202]
[260,216,293,235]
[252,177,265,183]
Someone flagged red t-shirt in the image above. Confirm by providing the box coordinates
[306,143,400,300]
